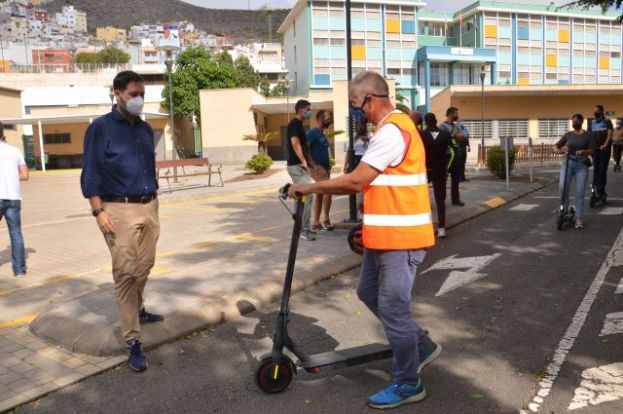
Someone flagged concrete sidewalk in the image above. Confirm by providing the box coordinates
[0,164,557,412]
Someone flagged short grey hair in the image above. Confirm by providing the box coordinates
[350,71,389,101]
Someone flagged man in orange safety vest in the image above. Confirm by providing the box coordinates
[289,71,441,410]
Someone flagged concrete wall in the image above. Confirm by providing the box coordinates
[199,88,258,164]
[451,94,623,120]
[0,89,25,150]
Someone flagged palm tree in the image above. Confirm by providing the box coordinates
[243,131,280,155]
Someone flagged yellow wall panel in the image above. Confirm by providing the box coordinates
[484,25,497,38]
[386,19,400,33]
[546,54,557,67]
[558,30,570,43]
[600,56,610,69]
[352,46,366,60]
[518,78,530,86]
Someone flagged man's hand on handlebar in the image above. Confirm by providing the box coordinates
[288,183,313,199]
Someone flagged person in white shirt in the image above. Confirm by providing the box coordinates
[0,122,29,277]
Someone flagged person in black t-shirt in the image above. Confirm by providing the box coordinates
[287,99,316,241]
[421,112,453,238]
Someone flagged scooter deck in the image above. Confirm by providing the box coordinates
[298,343,392,371]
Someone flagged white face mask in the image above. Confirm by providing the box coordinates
[124,96,144,116]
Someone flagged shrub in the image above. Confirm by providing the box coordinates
[486,145,517,179]
[245,153,273,174]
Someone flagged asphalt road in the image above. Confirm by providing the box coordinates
[13,172,623,414]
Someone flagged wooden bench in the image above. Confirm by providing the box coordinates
[156,158,223,191]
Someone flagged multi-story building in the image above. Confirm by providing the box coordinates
[279,0,623,113]
[96,26,127,43]
[32,48,73,71]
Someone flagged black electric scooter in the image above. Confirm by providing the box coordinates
[557,153,576,231]
[255,185,392,394]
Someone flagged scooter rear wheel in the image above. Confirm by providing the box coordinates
[589,195,596,208]
[557,215,564,231]
[255,356,296,394]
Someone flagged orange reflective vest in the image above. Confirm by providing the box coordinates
[362,112,435,251]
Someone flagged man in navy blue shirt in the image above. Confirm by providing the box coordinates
[590,104,613,203]
[81,71,163,373]
[307,110,335,231]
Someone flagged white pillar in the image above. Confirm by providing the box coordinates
[37,120,45,172]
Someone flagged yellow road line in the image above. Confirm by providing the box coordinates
[235,233,280,243]
[483,197,507,209]
[0,314,39,329]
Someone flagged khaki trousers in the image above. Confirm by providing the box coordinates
[101,199,160,342]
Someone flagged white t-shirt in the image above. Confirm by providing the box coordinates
[361,111,406,172]
[0,141,26,200]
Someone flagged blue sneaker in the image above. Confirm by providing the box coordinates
[126,340,148,372]
[368,380,426,409]
[418,341,442,374]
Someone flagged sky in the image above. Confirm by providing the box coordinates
[179,0,572,11]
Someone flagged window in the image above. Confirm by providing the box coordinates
[430,62,448,87]
[462,120,493,140]
[43,133,70,144]
[499,119,529,138]
[429,23,445,36]
[538,119,568,139]
[313,38,329,45]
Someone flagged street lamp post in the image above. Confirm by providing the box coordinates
[346,0,357,222]
[165,58,178,183]
[480,64,486,165]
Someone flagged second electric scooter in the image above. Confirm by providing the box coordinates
[255,184,392,394]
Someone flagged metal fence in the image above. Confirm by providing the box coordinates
[478,142,565,165]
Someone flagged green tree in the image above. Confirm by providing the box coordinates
[75,53,99,64]
[269,81,287,97]
[75,47,130,65]
[97,46,130,64]
[566,0,622,16]
[243,130,279,154]
[395,92,411,113]
[161,47,237,119]
[259,77,271,97]
[234,55,261,89]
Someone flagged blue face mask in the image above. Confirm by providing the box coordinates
[304,110,312,120]
[350,97,369,126]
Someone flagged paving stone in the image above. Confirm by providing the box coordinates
[1,356,21,367]
[24,341,48,351]
[8,378,35,393]
[0,371,21,385]
[52,373,83,388]
[11,348,35,359]
[10,362,36,374]
[61,357,86,369]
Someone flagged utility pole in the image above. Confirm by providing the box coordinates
[346,0,357,222]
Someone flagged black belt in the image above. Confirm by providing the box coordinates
[101,194,157,204]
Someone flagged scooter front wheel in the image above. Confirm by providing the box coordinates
[255,356,296,394]
[557,214,564,231]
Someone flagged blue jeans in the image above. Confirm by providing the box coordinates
[559,158,589,219]
[357,249,433,385]
[0,200,26,275]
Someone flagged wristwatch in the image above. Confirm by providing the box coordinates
[92,208,105,217]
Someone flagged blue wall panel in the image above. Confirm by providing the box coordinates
[352,18,366,31]
[330,17,345,30]
[518,27,529,40]
[401,20,416,34]
[314,17,328,30]
[366,19,382,31]
[367,47,383,60]
[387,48,403,60]
[499,52,512,64]
[315,46,330,59]
[314,74,330,85]
[498,26,511,38]
[517,53,530,65]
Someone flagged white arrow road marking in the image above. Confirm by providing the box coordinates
[527,227,623,412]
[600,312,623,336]
[510,204,539,212]
[423,253,502,296]
[599,207,623,215]
[568,363,623,410]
